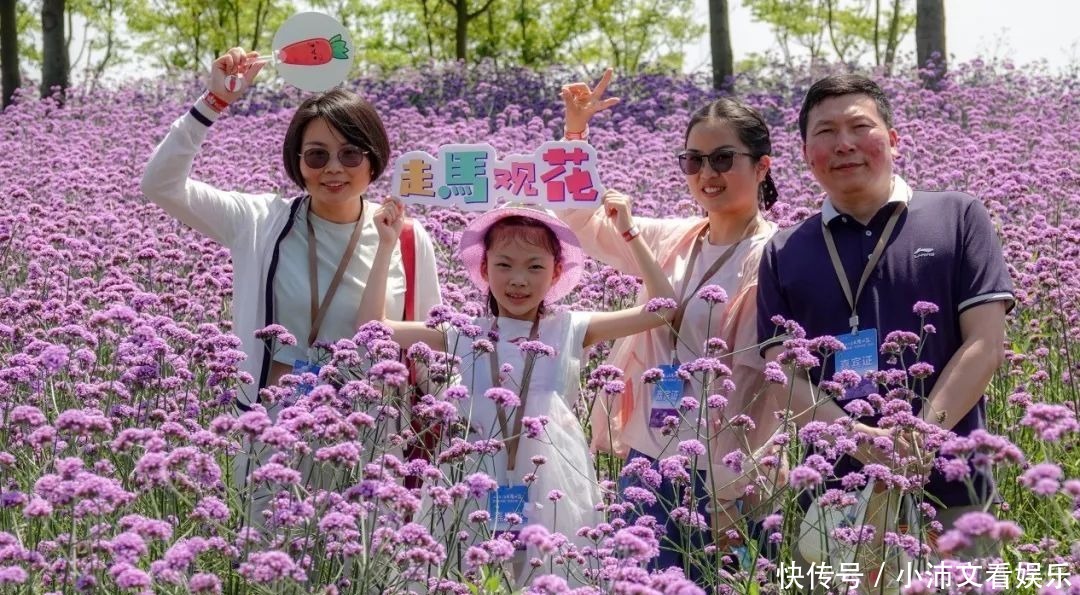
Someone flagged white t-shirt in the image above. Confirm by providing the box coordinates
[273,205,407,364]
[442,310,601,559]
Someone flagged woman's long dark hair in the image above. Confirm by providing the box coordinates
[685,97,779,209]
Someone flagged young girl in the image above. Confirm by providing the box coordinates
[358,193,675,576]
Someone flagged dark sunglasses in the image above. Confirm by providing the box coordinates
[677,148,755,175]
[299,146,368,169]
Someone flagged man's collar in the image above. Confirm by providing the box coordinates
[821,176,913,224]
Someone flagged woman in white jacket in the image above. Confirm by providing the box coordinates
[142,47,444,529]
[141,47,442,410]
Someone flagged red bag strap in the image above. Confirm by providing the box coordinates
[400,218,416,321]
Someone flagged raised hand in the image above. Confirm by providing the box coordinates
[373,198,405,247]
[601,189,634,235]
[560,67,621,136]
[209,47,265,105]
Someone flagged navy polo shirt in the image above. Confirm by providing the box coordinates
[756,181,1014,508]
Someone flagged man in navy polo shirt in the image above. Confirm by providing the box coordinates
[757,74,1014,565]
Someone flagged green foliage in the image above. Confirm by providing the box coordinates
[9,0,708,80]
[743,0,915,69]
[15,0,42,66]
[471,0,583,68]
[10,0,135,85]
[319,0,700,74]
[743,0,827,63]
[125,0,295,72]
[573,0,704,73]
[67,0,137,85]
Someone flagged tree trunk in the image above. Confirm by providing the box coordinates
[89,0,117,93]
[41,0,69,100]
[824,0,847,64]
[708,0,733,90]
[420,0,436,59]
[883,0,901,75]
[252,0,266,51]
[518,0,529,65]
[916,0,946,87]
[872,0,881,66]
[454,0,467,61]
[1,0,19,108]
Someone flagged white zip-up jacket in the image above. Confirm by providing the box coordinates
[140,104,442,406]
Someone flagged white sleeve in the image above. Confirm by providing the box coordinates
[410,220,444,322]
[568,310,592,356]
[140,107,265,248]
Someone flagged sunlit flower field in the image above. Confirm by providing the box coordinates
[0,60,1077,594]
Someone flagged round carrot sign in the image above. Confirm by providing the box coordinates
[271,12,354,92]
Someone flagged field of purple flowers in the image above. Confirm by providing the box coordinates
[0,60,1077,594]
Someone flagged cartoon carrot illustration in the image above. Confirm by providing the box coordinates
[277,33,349,66]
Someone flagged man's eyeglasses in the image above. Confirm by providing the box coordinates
[300,146,368,169]
[677,148,755,175]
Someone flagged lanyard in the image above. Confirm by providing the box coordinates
[821,203,906,333]
[488,314,542,472]
[669,217,762,359]
[306,203,365,349]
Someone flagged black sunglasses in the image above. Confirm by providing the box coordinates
[677,148,755,175]
[299,146,368,169]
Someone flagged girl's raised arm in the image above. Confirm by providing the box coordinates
[357,200,447,352]
[582,190,676,347]
[560,67,620,139]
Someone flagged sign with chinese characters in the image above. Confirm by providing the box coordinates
[389,141,604,211]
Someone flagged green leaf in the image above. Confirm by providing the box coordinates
[330,34,349,60]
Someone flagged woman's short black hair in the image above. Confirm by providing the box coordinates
[798,74,894,141]
[282,89,391,191]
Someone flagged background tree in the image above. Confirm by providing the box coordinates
[743,0,827,66]
[443,0,495,61]
[573,0,703,73]
[916,0,946,86]
[709,0,733,90]
[67,0,136,90]
[745,0,913,72]
[1,0,18,107]
[472,0,583,67]
[125,0,291,72]
[41,0,69,99]
[312,0,695,75]
[310,0,453,71]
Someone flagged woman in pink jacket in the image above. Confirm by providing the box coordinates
[558,71,787,581]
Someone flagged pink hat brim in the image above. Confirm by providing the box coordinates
[458,207,585,305]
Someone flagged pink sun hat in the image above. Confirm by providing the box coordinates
[459,205,586,304]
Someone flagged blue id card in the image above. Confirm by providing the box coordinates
[292,359,322,396]
[649,364,685,428]
[834,328,878,401]
[488,485,528,534]
[730,544,752,571]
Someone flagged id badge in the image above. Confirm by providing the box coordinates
[292,359,322,396]
[834,328,878,401]
[488,485,528,535]
[649,364,685,428]
[730,544,752,571]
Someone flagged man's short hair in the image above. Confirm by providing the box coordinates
[798,74,894,141]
